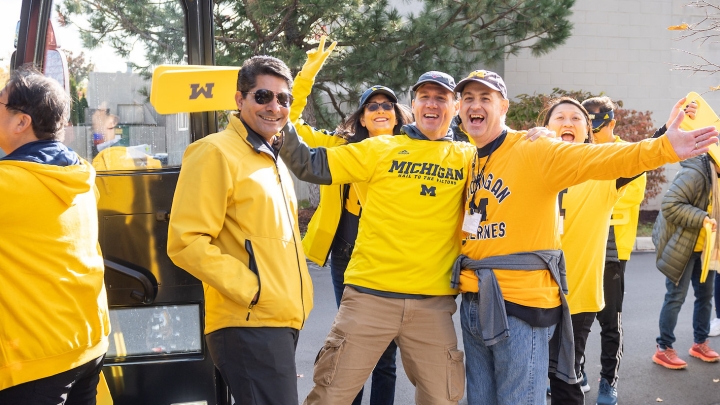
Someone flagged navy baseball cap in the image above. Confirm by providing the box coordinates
[411,71,456,93]
[455,70,508,99]
[359,85,398,106]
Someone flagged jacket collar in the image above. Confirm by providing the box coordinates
[450,116,471,143]
[401,123,453,142]
[229,113,283,158]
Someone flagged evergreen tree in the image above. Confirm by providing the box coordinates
[57,0,575,127]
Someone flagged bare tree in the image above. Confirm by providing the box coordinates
[670,1,720,76]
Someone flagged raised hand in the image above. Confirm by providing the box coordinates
[300,36,338,81]
[666,97,698,128]
[665,109,719,160]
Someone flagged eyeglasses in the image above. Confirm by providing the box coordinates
[364,102,394,112]
[243,89,293,108]
[0,101,28,115]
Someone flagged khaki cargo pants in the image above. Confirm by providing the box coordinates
[304,287,465,405]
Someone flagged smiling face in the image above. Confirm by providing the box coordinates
[546,103,590,144]
[458,82,509,147]
[411,83,457,140]
[359,94,398,137]
[236,74,290,141]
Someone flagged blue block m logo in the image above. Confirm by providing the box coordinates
[420,184,436,197]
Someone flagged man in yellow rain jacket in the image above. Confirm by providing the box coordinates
[167,56,313,405]
[0,69,109,404]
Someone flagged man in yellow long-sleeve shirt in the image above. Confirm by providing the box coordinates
[451,70,715,405]
[579,96,649,405]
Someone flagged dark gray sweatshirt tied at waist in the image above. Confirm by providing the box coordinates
[450,250,577,384]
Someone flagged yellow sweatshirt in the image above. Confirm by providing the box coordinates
[168,115,313,333]
[561,180,624,314]
[324,133,477,295]
[0,159,109,390]
[460,132,680,310]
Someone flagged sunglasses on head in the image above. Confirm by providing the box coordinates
[364,101,395,112]
[243,89,294,108]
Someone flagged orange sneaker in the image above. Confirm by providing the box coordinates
[653,346,688,369]
[689,341,720,362]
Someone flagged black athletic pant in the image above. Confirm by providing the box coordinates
[549,312,596,405]
[206,327,300,405]
[597,260,625,387]
[0,355,104,405]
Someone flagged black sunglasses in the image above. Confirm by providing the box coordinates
[243,89,293,108]
[364,102,394,112]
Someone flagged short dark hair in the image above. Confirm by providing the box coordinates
[336,103,414,143]
[581,96,618,114]
[237,56,293,93]
[4,68,70,141]
[542,97,594,143]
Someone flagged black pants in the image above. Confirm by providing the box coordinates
[206,327,300,405]
[549,312,596,405]
[0,355,104,405]
[596,260,625,386]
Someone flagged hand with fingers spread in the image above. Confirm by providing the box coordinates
[524,126,556,141]
[299,35,337,82]
[665,109,719,160]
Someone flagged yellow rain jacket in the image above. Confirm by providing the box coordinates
[168,115,313,333]
[0,159,109,390]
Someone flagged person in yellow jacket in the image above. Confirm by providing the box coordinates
[290,39,413,405]
[0,69,110,404]
[579,96,648,405]
[167,56,313,405]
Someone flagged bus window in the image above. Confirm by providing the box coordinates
[52,1,190,171]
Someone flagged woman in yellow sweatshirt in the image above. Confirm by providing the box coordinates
[290,39,412,405]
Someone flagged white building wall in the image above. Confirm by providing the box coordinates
[503,0,720,209]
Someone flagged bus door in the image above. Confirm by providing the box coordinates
[13,1,228,404]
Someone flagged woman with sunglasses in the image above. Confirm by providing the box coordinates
[289,38,412,405]
[542,97,694,405]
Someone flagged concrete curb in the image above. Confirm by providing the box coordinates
[634,236,655,252]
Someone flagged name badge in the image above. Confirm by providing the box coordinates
[462,212,482,234]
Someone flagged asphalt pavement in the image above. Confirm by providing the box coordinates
[296,252,720,405]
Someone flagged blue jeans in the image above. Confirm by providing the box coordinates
[330,249,397,405]
[657,252,716,349]
[461,293,555,405]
